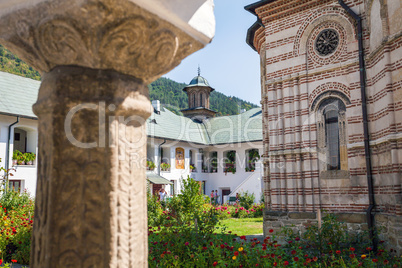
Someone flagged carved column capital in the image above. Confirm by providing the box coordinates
[0,0,203,84]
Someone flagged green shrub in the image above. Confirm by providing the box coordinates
[238,191,255,210]
[147,192,163,226]
[148,176,220,240]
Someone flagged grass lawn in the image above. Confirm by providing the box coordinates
[216,217,263,236]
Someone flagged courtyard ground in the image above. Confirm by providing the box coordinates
[217,217,263,236]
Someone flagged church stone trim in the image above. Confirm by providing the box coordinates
[294,7,357,57]
[309,82,351,111]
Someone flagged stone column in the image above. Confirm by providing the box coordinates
[32,67,152,267]
[0,0,214,267]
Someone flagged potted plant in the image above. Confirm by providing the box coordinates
[224,160,236,174]
[25,152,36,165]
[210,159,218,173]
[12,150,21,166]
[146,160,156,171]
[161,162,170,172]
[202,165,208,173]
[190,164,195,172]
[17,153,25,165]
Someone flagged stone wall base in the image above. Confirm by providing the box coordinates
[263,210,401,254]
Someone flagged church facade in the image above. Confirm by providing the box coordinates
[246,0,401,251]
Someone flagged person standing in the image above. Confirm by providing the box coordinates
[159,188,166,205]
[235,193,240,205]
[210,190,215,205]
[214,190,218,205]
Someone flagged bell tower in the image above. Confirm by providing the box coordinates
[181,68,217,120]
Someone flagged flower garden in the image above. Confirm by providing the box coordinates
[0,189,34,266]
[0,176,401,267]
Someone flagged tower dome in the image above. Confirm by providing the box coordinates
[187,75,212,88]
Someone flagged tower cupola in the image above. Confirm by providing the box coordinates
[181,67,217,120]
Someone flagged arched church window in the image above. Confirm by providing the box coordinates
[317,98,347,171]
[325,109,340,170]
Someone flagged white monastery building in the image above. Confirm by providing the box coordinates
[0,71,264,204]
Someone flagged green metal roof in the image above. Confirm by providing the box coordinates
[183,75,215,92]
[206,108,262,144]
[0,72,40,119]
[146,107,262,145]
[189,75,210,87]
[147,107,210,144]
[0,71,262,145]
[146,172,173,184]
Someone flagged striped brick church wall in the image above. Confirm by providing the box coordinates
[250,0,401,251]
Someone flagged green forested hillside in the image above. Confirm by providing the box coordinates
[0,44,258,115]
[148,77,258,116]
[0,45,41,80]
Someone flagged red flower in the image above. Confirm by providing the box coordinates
[255,264,259,267]
[336,250,341,254]
[11,260,17,263]
[294,257,299,261]
[366,247,372,251]
[273,262,277,267]
[295,237,300,241]
[291,250,296,255]
[284,261,289,266]
[350,247,355,252]
[213,261,218,266]
[220,244,225,249]
[372,259,378,263]
[234,251,239,256]
[0,259,2,265]
[269,229,274,233]
[350,254,356,258]
[185,242,189,246]
[313,257,318,262]
[383,260,389,265]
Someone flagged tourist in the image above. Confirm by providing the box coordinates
[159,188,166,206]
[210,190,215,205]
[214,190,219,205]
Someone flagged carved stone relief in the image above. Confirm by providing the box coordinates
[0,0,202,84]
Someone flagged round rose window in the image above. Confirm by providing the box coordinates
[315,29,339,56]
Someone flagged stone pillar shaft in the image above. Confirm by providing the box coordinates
[32,67,151,267]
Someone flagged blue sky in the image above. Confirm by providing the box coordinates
[164,0,261,106]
